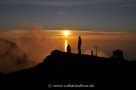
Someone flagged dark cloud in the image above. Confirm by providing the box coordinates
[0,0,136,7]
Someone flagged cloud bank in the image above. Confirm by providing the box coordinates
[0,0,136,7]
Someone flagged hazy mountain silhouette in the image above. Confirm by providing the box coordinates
[0,50,136,89]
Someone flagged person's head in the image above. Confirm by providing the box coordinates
[79,36,81,39]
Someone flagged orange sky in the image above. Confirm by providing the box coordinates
[0,30,136,61]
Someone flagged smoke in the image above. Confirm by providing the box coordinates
[0,38,33,73]
[83,49,109,58]
[17,23,54,63]
[16,19,27,30]
[0,22,54,73]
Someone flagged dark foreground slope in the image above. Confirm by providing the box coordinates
[0,50,136,89]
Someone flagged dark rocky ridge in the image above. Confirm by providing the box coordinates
[0,50,136,89]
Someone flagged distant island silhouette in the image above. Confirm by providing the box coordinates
[0,36,136,89]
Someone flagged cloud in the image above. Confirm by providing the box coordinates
[0,38,34,73]
[0,23,55,73]
[0,0,94,5]
[83,49,109,58]
[0,0,136,7]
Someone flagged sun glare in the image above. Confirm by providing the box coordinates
[63,30,70,36]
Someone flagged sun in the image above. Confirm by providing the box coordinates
[63,30,70,36]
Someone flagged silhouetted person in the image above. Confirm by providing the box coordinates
[94,46,98,56]
[91,50,94,56]
[78,36,82,55]
[67,44,71,54]
[112,49,124,60]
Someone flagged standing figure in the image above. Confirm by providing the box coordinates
[67,44,71,54]
[78,36,82,55]
[91,50,94,56]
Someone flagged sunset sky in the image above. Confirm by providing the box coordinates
[1,0,136,74]
[0,0,136,31]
